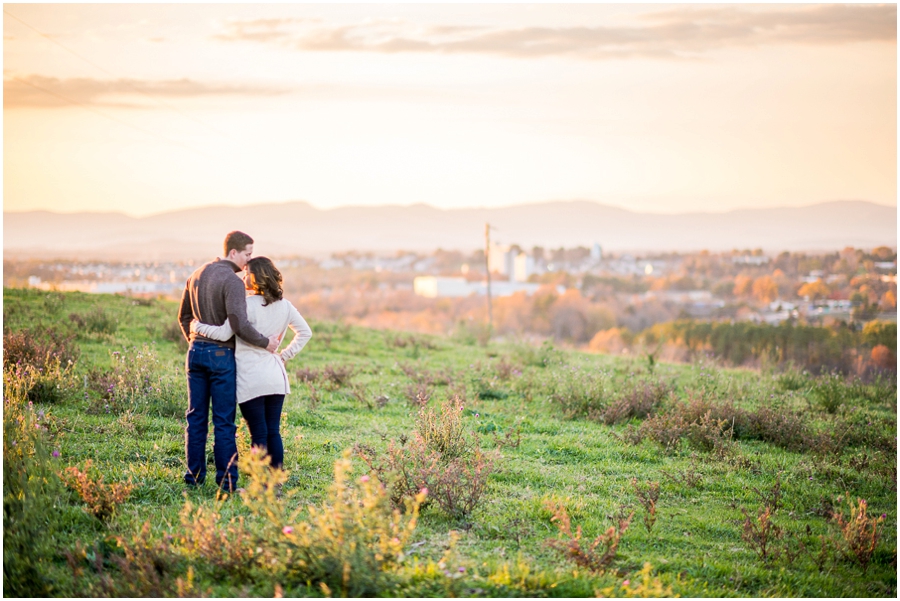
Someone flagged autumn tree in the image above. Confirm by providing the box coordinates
[733,275,753,297]
[752,276,779,304]
[797,280,830,301]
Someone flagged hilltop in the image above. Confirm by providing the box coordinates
[3,287,897,597]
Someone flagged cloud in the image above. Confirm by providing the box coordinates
[3,75,288,108]
[211,5,896,59]
[211,17,322,43]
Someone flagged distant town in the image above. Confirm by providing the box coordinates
[6,243,896,338]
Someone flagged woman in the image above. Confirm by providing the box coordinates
[191,256,311,469]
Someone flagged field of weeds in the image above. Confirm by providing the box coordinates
[4,287,897,597]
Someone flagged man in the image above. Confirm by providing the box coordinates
[178,231,279,491]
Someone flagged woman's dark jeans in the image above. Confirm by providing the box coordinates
[239,394,285,469]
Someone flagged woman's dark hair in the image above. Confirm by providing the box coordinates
[246,257,283,306]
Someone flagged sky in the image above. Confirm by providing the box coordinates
[3,3,897,217]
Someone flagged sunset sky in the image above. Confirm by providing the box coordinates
[3,3,897,217]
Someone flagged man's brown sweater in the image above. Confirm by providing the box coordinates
[178,259,269,349]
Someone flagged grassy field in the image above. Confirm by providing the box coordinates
[3,287,897,597]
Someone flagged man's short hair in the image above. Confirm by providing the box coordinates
[224,231,254,256]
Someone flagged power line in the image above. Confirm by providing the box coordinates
[11,75,216,160]
[4,8,237,141]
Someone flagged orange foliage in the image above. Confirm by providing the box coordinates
[752,276,778,304]
[881,290,897,310]
[589,328,627,355]
[797,280,830,300]
[871,345,895,370]
[733,275,753,297]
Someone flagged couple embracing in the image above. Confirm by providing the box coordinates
[178,231,312,491]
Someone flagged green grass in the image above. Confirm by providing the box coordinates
[3,287,897,597]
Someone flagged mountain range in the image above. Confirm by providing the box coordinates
[3,200,896,261]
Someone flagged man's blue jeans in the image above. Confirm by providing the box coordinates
[184,341,238,490]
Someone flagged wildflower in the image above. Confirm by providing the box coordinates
[360,475,370,483]
[52,450,60,458]
[420,487,428,496]
[881,513,886,519]
[459,567,465,573]
[283,526,294,535]
[622,580,630,586]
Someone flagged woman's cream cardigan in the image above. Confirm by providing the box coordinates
[191,295,312,403]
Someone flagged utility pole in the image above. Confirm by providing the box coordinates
[484,222,493,338]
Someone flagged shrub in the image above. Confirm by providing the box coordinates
[546,366,609,420]
[176,500,258,577]
[295,366,320,383]
[596,563,678,598]
[42,291,66,314]
[95,523,187,597]
[737,405,809,452]
[631,478,660,533]
[3,383,64,597]
[357,433,496,520]
[401,364,451,387]
[3,326,79,370]
[415,396,469,460]
[69,306,118,336]
[5,357,77,405]
[403,382,432,407]
[451,319,492,347]
[321,364,355,390]
[346,382,379,410]
[465,362,508,400]
[61,460,134,523]
[849,373,897,408]
[811,372,851,414]
[545,501,633,573]
[492,356,522,381]
[638,411,689,452]
[304,381,323,411]
[161,321,188,352]
[660,457,704,489]
[741,506,783,563]
[751,474,782,513]
[774,369,810,393]
[632,394,815,454]
[268,453,427,596]
[386,333,438,351]
[832,493,884,573]
[355,397,497,520]
[87,345,182,416]
[355,436,440,509]
[602,380,671,425]
[422,447,496,519]
[686,411,734,455]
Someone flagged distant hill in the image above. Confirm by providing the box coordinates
[3,200,896,261]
